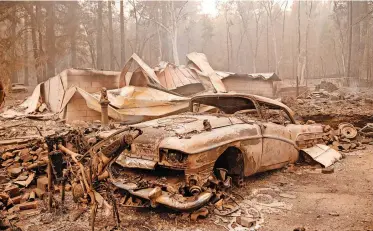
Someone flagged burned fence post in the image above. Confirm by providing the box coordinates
[47,155,53,211]
[61,169,68,204]
[46,137,66,211]
[99,87,110,127]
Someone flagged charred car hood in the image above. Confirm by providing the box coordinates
[134,114,244,135]
[127,114,247,159]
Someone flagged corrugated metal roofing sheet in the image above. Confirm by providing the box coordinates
[216,71,281,81]
[186,52,227,93]
[155,62,202,90]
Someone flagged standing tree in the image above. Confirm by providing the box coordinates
[80,1,97,67]
[45,1,56,78]
[36,2,46,80]
[133,1,189,65]
[278,0,288,76]
[120,0,125,66]
[27,3,42,83]
[68,1,79,67]
[11,6,18,83]
[96,1,103,69]
[303,1,313,83]
[201,16,214,54]
[296,0,301,96]
[222,3,233,71]
[237,1,264,73]
[24,13,29,85]
[263,0,285,73]
[107,1,114,70]
[347,1,352,79]
[332,2,347,76]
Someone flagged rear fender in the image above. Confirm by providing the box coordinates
[290,124,324,149]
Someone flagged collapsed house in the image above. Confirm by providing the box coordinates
[1,52,285,123]
[122,52,226,95]
[1,66,191,123]
[216,72,280,98]
[2,69,121,122]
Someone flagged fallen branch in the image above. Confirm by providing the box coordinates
[58,144,91,195]
[0,136,42,145]
[58,144,100,231]
[0,121,28,130]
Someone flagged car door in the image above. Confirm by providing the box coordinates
[257,103,298,171]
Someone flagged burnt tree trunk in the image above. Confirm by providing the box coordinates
[45,1,56,78]
[224,9,230,71]
[160,2,170,61]
[347,1,353,80]
[296,1,300,96]
[266,14,270,71]
[352,2,362,77]
[30,4,41,83]
[70,2,78,67]
[36,3,46,80]
[120,0,125,66]
[96,1,103,70]
[24,15,29,86]
[11,7,18,83]
[108,1,114,70]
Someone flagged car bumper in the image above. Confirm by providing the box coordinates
[111,180,213,211]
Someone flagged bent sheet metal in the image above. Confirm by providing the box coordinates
[301,144,342,167]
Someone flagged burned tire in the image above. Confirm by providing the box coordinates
[232,174,244,188]
[214,147,245,188]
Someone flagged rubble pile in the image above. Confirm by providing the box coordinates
[283,83,373,152]
[283,87,373,127]
[0,118,115,230]
[321,122,371,153]
[315,81,339,92]
[1,143,49,212]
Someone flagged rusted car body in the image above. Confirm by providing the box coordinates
[108,93,324,210]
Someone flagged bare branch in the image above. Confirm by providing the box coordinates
[129,1,171,34]
[352,9,373,26]
[176,1,189,22]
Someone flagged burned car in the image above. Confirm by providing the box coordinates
[98,93,324,211]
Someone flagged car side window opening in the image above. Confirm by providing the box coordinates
[259,103,292,125]
[234,108,261,120]
[192,103,219,113]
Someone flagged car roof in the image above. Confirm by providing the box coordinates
[191,92,295,116]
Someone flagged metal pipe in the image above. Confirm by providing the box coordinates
[99,87,110,126]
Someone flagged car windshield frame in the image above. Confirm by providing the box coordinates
[190,94,296,124]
